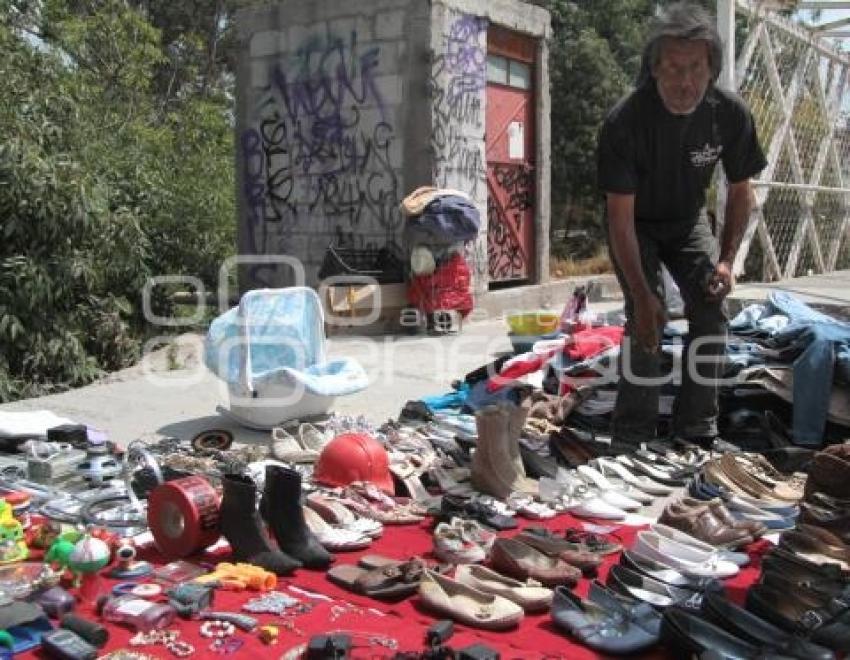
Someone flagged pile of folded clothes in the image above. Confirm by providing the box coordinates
[443,291,850,451]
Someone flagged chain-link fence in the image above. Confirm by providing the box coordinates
[732,0,850,281]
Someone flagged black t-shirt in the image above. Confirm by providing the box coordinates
[597,83,767,223]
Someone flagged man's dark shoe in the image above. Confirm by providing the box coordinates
[702,590,835,660]
[660,606,773,660]
[746,583,850,652]
[519,444,558,480]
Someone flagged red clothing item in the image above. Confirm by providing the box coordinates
[487,326,624,392]
[564,326,624,361]
[407,252,473,316]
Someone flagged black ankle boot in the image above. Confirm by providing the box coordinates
[219,473,301,575]
[260,465,332,569]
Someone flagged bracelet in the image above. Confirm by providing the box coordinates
[209,637,244,654]
[200,620,235,638]
[199,611,257,632]
[129,630,179,647]
[166,640,194,657]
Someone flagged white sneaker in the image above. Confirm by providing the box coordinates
[433,522,486,563]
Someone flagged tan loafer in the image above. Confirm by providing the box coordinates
[418,569,524,630]
[454,564,552,612]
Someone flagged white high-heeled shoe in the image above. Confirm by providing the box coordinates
[569,468,643,511]
[577,464,654,505]
[538,476,626,520]
[594,457,673,496]
[617,454,680,485]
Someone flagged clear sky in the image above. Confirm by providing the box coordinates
[799,7,850,51]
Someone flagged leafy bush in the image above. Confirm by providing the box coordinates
[0,1,236,401]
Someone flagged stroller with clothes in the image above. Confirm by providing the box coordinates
[204,287,369,429]
[401,187,480,334]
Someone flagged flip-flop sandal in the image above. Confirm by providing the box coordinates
[340,489,425,526]
[359,554,453,576]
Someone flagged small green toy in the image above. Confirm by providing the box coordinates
[0,501,27,564]
[44,531,83,573]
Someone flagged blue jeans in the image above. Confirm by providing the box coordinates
[731,291,850,446]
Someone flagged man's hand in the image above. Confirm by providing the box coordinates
[633,292,666,353]
[707,260,734,301]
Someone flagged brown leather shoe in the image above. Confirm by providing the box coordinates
[681,496,767,539]
[800,503,850,545]
[658,501,752,549]
[514,529,603,575]
[780,524,850,567]
[806,450,850,500]
[489,538,581,587]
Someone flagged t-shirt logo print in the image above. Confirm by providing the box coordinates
[690,143,723,168]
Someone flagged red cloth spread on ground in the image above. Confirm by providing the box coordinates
[487,326,625,392]
[407,253,473,316]
[17,509,764,660]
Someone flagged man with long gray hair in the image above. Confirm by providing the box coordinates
[598,2,766,447]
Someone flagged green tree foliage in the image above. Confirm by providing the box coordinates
[0,0,238,401]
[529,0,655,254]
[531,0,760,259]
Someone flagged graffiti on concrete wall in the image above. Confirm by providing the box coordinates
[429,12,487,204]
[487,164,533,280]
[492,164,534,216]
[240,31,402,284]
[487,195,526,281]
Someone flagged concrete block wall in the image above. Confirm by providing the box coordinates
[234,0,550,302]
[430,0,551,299]
[428,2,489,294]
[234,0,431,289]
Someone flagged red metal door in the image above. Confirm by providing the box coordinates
[486,38,535,285]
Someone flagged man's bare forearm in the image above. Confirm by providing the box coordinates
[719,181,755,264]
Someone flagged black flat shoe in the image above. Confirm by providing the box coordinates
[702,590,835,660]
[661,606,778,660]
[587,580,662,637]
[551,585,659,654]
[619,549,707,591]
[606,565,698,610]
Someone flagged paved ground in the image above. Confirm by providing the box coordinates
[3,271,849,447]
